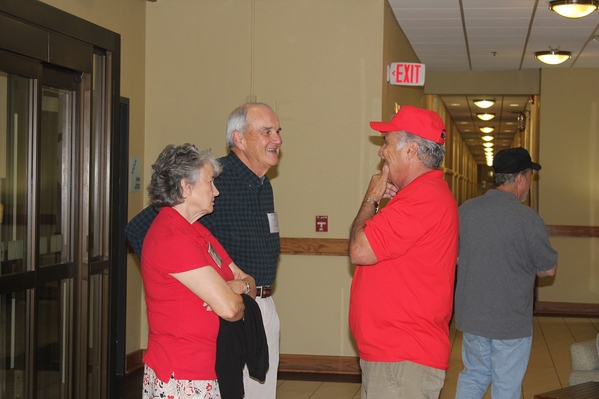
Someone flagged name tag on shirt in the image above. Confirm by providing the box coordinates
[268,212,279,233]
[208,243,222,267]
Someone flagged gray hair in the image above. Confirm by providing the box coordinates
[148,143,222,208]
[226,102,274,148]
[493,170,527,187]
[396,131,445,169]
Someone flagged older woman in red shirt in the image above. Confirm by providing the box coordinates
[141,143,256,399]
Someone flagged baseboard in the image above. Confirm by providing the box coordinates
[534,301,599,317]
[278,354,361,383]
[125,349,145,374]
[124,351,361,382]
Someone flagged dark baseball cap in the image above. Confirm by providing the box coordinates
[493,147,541,174]
[369,105,446,145]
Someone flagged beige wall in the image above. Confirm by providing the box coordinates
[40,0,147,355]
[537,68,599,304]
[37,0,599,361]
[143,0,410,356]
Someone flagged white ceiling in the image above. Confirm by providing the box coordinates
[388,0,599,164]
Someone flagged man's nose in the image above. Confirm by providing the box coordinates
[272,131,282,145]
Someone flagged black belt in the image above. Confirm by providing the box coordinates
[255,285,272,298]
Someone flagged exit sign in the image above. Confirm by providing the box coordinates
[388,62,425,86]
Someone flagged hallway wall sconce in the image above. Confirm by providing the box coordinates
[477,113,495,121]
[535,46,572,65]
[549,0,599,18]
[473,99,495,109]
[479,126,495,134]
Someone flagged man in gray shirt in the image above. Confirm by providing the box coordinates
[454,147,558,399]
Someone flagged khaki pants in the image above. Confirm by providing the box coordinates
[360,359,445,399]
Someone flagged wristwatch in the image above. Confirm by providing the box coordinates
[364,198,379,208]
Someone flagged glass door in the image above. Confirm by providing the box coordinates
[0,58,81,399]
[0,52,115,399]
[0,63,33,399]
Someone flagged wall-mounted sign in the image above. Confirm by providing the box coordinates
[129,157,142,192]
[388,62,425,86]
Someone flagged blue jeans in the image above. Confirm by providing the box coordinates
[455,332,532,399]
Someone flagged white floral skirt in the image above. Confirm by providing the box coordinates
[142,364,221,399]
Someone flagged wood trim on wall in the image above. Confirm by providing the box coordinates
[546,225,599,237]
[130,226,597,256]
[280,237,349,256]
[281,225,598,256]
[534,301,599,317]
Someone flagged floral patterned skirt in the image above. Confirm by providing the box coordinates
[142,364,221,399]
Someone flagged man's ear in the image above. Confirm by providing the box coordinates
[405,142,418,159]
[232,130,245,150]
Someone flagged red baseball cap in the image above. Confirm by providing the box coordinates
[369,105,446,145]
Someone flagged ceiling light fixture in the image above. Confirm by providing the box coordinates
[480,126,495,133]
[477,113,496,121]
[473,99,495,109]
[549,0,599,18]
[481,135,494,141]
[483,142,494,148]
[535,46,572,65]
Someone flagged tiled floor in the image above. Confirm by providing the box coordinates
[275,316,599,399]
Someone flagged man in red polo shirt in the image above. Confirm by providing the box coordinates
[349,105,459,399]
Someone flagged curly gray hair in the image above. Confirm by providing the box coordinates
[148,143,222,208]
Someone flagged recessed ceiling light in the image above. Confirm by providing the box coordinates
[480,127,495,133]
[484,148,494,153]
[459,121,469,124]
[481,135,494,141]
[509,103,520,107]
[451,103,461,107]
[483,142,494,148]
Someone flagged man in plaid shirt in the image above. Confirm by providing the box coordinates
[126,102,282,398]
